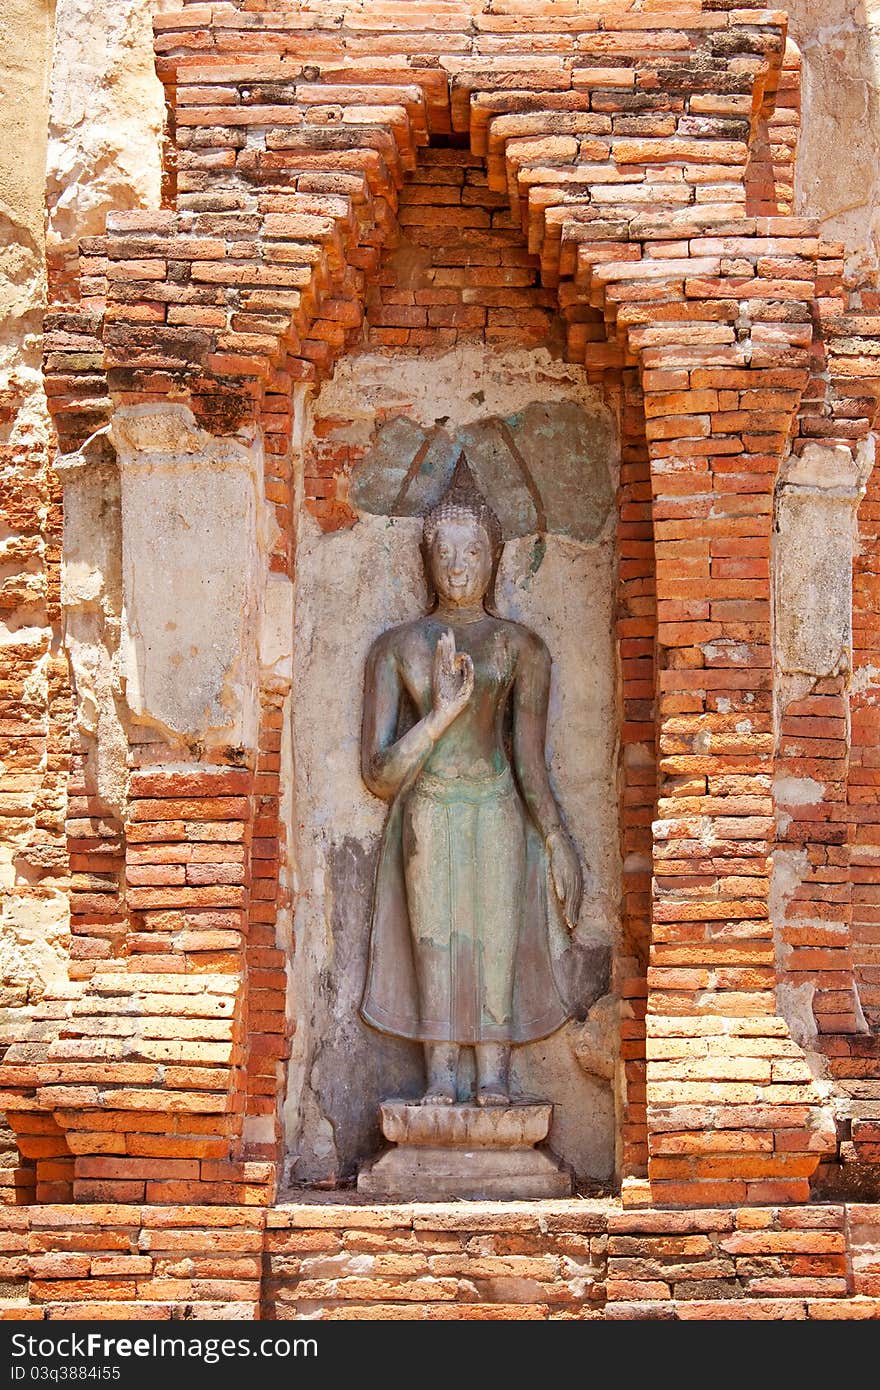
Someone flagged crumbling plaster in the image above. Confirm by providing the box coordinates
[774,441,874,715]
[0,0,54,416]
[771,441,875,1055]
[46,0,177,294]
[787,0,880,278]
[110,405,271,753]
[0,0,65,1056]
[55,431,128,819]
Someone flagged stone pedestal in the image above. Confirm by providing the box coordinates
[357,1101,572,1201]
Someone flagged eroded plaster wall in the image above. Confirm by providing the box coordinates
[0,0,60,1202]
[0,0,53,405]
[282,345,621,1186]
[772,442,874,1051]
[46,0,176,296]
[0,0,230,1200]
[0,0,62,1138]
[787,0,880,278]
[0,0,177,937]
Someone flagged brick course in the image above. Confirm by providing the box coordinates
[1,1200,879,1320]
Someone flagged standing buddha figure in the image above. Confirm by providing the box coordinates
[360,456,583,1105]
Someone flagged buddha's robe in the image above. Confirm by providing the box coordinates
[361,625,567,1045]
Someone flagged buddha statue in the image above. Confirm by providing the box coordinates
[360,455,583,1106]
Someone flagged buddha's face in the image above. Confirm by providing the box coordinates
[428,516,493,607]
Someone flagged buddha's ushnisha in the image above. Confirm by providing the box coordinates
[360,455,583,1105]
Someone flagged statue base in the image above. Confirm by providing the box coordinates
[356,1101,572,1201]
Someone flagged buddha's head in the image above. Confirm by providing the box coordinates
[422,455,503,609]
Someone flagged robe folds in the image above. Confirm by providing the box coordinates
[361,762,568,1045]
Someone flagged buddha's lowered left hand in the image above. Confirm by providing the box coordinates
[547,829,583,932]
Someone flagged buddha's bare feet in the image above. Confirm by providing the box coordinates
[475,1044,510,1108]
[421,1085,456,1106]
[423,1043,458,1106]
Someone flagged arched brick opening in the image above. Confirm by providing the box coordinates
[2,2,880,1226]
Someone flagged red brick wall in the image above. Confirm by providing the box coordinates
[2,1199,879,1321]
[368,147,558,353]
[2,1,880,1245]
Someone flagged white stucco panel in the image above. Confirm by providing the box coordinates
[111,404,267,750]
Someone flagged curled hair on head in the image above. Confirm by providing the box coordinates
[422,453,503,558]
[421,453,504,613]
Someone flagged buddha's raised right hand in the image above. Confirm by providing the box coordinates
[429,629,474,733]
